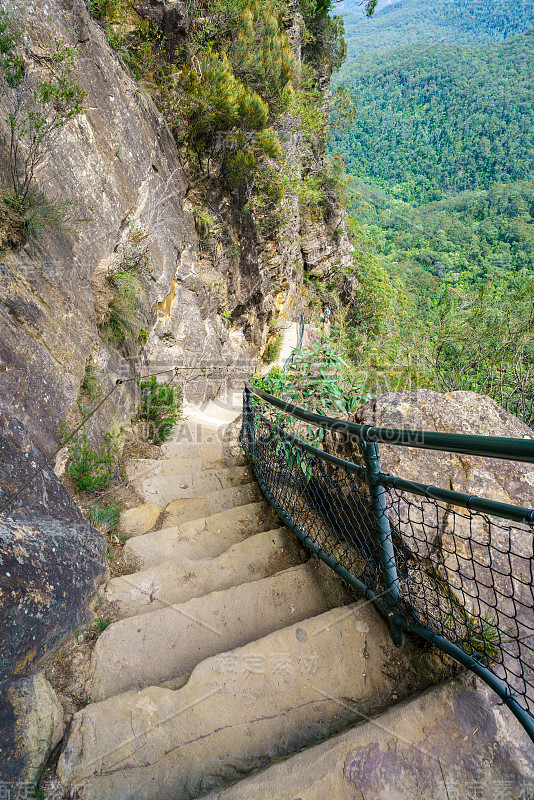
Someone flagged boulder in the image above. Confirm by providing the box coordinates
[350,390,534,702]
[0,672,64,786]
[204,676,534,800]
[355,390,534,512]
[0,409,105,680]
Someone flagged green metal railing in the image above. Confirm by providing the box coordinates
[241,381,534,744]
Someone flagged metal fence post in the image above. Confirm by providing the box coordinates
[243,387,255,462]
[361,439,404,647]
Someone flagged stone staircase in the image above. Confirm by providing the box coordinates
[55,394,533,799]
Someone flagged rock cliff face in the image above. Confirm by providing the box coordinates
[0,0,351,457]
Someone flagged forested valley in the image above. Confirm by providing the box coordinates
[322,0,534,425]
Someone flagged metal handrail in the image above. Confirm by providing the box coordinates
[246,381,534,463]
[262,415,534,525]
[242,382,534,745]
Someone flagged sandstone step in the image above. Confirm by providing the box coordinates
[181,397,243,428]
[169,417,238,443]
[105,528,308,619]
[119,502,160,538]
[160,440,228,460]
[89,560,350,700]
[202,678,534,800]
[127,451,248,483]
[124,501,280,567]
[159,482,264,529]
[165,415,242,452]
[133,465,253,506]
[57,602,446,800]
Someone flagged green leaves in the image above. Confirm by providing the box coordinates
[430,277,534,425]
[331,30,534,203]
[137,375,183,443]
[99,268,145,346]
[252,339,374,444]
[0,12,85,211]
[67,431,123,493]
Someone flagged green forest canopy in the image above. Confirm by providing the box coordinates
[338,0,534,56]
[324,1,534,423]
[331,30,534,203]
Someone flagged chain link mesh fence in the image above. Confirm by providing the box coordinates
[242,393,534,732]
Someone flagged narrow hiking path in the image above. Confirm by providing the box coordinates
[54,391,449,799]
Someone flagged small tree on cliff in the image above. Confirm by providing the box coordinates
[0,4,85,237]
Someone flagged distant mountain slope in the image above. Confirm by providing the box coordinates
[350,177,534,307]
[330,31,534,203]
[338,0,534,56]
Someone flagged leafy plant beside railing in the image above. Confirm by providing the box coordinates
[137,375,183,443]
[251,339,373,445]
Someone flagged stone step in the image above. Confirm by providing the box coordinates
[105,528,308,619]
[133,465,253,507]
[169,416,240,444]
[119,502,161,539]
[164,415,242,452]
[124,501,280,567]
[89,560,351,701]
[202,678,534,800]
[128,451,248,483]
[160,482,265,529]
[160,440,230,460]
[181,397,243,428]
[57,602,446,800]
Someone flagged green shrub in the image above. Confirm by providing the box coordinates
[67,430,123,492]
[177,47,269,161]
[228,0,294,106]
[252,340,373,444]
[81,360,102,401]
[263,331,283,364]
[138,375,183,443]
[194,209,216,240]
[0,13,85,206]
[99,268,144,345]
[87,0,124,22]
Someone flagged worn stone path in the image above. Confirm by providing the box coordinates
[56,393,534,799]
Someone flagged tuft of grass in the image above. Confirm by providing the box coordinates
[446,602,506,668]
[81,360,102,401]
[263,331,283,364]
[194,208,215,241]
[88,501,121,535]
[95,615,112,633]
[2,187,82,248]
[138,327,149,347]
[461,608,503,666]
[138,375,183,443]
[99,268,144,345]
[2,186,75,250]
